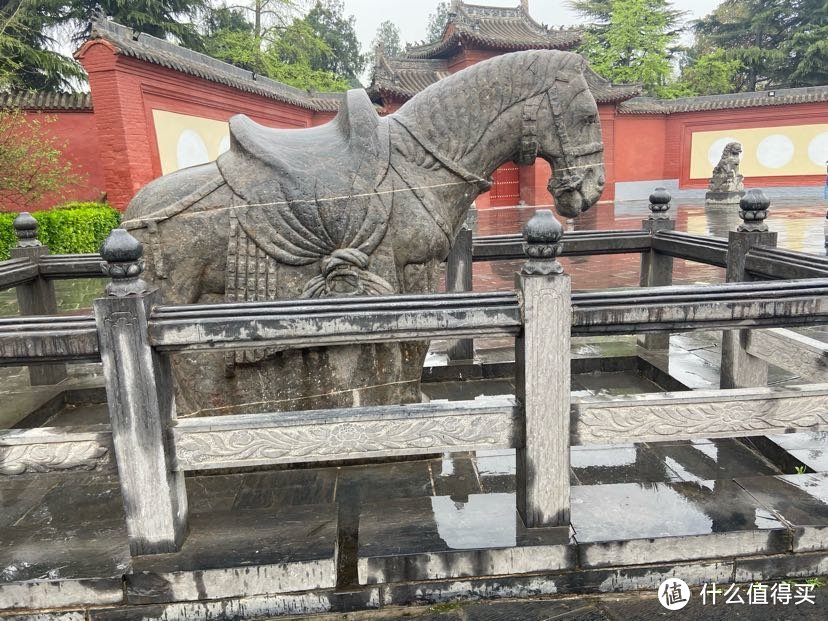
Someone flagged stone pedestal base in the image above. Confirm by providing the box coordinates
[705,190,745,206]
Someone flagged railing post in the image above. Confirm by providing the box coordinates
[446,204,477,362]
[93,229,188,555]
[720,190,778,389]
[10,213,67,386]
[515,210,571,527]
[638,188,674,351]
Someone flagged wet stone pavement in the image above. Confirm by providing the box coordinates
[277,587,828,620]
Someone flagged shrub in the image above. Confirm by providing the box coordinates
[0,212,16,261]
[0,202,120,260]
[0,109,86,210]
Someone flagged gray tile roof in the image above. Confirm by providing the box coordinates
[370,57,451,100]
[369,55,640,105]
[405,1,581,59]
[85,18,344,113]
[619,85,828,115]
[583,67,642,104]
[0,91,93,110]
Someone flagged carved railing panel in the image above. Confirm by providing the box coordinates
[173,397,520,471]
[0,425,113,476]
[572,384,828,445]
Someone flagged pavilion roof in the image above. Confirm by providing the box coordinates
[405,2,582,59]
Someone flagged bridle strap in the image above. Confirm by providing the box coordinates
[546,81,604,193]
[517,92,543,165]
[548,80,576,174]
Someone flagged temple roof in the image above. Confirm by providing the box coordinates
[369,54,641,105]
[618,85,828,115]
[0,91,93,111]
[80,18,344,112]
[405,1,581,59]
[370,57,451,100]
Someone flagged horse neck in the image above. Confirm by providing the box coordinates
[391,84,529,234]
[394,89,525,180]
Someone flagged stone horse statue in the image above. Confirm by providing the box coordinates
[122,50,606,416]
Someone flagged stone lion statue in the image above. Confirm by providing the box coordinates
[706,141,745,205]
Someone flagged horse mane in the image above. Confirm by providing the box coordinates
[393,50,585,163]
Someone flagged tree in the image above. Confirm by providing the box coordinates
[300,1,364,81]
[694,0,827,90]
[267,18,350,90]
[202,4,262,72]
[371,20,402,58]
[56,1,209,50]
[425,1,450,43]
[0,1,86,91]
[569,0,687,97]
[678,49,742,96]
[0,108,85,210]
[203,2,349,91]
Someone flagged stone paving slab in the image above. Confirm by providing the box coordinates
[127,505,338,604]
[646,438,782,482]
[571,479,789,568]
[271,588,828,620]
[357,494,574,584]
[737,473,828,553]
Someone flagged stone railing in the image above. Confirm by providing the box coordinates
[1,190,828,558]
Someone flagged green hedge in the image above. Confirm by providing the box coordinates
[0,202,120,261]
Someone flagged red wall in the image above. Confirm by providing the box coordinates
[616,102,828,190]
[64,38,828,211]
[670,102,828,189]
[10,110,106,211]
[614,115,667,182]
[77,38,329,210]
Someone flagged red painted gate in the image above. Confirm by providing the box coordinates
[489,162,520,207]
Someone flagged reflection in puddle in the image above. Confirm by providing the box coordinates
[572,483,714,541]
[431,493,516,549]
[781,473,828,497]
[571,447,636,468]
[691,442,719,462]
[755,508,780,529]
[439,453,455,476]
[664,457,713,488]
[475,452,515,476]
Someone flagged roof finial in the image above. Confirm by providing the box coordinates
[520,0,530,13]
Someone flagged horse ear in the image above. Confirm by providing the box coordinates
[575,55,588,74]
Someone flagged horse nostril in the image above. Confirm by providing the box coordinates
[597,176,606,187]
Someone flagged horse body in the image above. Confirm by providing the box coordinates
[123,50,606,416]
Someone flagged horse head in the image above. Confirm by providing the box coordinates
[523,55,605,219]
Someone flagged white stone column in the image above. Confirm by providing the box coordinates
[720,190,778,389]
[638,188,675,351]
[93,229,188,555]
[515,209,571,527]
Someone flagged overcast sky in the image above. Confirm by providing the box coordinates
[345,0,724,52]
